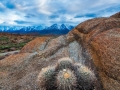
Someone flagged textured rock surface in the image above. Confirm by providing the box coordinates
[20,36,52,53]
[110,12,120,18]
[0,12,120,90]
[71,12,120,90]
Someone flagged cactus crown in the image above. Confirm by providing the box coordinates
[56,69,77,90]
[57,69,76,83]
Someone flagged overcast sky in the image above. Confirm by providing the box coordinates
[0,0,120,26]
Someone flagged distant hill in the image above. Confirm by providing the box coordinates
[0,24,74,35]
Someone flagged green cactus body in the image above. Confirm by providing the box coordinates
[56,69,77,90]
[79,66,95,82]
[56,57,74,71]
[37,66,56,90]
[74,63,96,89]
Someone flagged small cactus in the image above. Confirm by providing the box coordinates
[37,66,56,90]
[56,57,74,71]
[74,63,83,71]
[75,63,96,89]
[56,69,77,90]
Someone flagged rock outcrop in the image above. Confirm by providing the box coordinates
[0,12,120,90]
[72,16,120,90]
[110,12,120,18]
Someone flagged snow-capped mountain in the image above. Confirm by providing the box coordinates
[0,24,74,35]
[0,26,45,31]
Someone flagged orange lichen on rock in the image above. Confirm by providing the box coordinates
[20,36,51,53]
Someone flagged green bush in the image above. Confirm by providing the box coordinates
[0,42,26,51]
[0,36,9,41]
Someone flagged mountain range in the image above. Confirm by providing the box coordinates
[0,24,74,35]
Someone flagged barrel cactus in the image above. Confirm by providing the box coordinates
[37,57,97,90]
[37,66,56,90]
[74,63,96,89]
[55,57,74,71]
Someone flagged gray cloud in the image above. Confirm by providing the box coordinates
[25,14,36,18]
[49,15,59,19]
[14,20,33,24]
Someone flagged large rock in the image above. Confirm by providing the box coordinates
[0,12,120,90]
[71,12,120,90]
[90,28,120,90]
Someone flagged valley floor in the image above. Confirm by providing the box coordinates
[0,33,37,53]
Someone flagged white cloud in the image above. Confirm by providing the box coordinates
[0,10,25,25]
[36,0,52,15]
[0,19,3,24]
[0,0,120,26]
